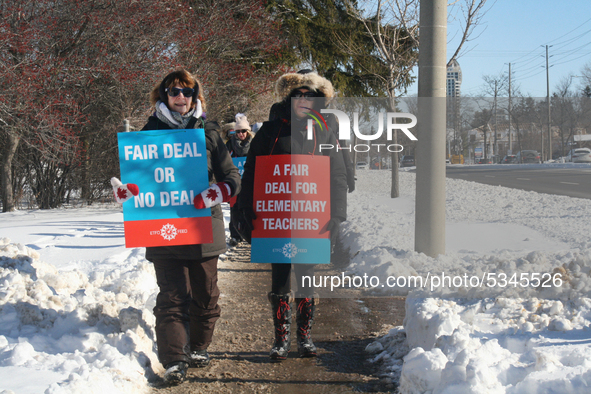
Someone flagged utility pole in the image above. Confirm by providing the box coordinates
[508,63,512,153]
[415,0,446,257]
[353,134,358,178]
[544,45,552,161]
[493,80,498,160]
[540,123,544,160]
[391,127,399,197]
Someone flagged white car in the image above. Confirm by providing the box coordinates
[566,148,591,163]
[356,161,369,170]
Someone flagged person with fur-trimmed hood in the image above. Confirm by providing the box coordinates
[269,70,356,193]
[220,121,235,143]
[235,71,347,360]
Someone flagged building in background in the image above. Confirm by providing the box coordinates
[447,60,463,159]
[446,60,462,97]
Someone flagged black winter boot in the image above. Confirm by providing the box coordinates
[268,292,292,360]
[189,349,210,367]
[296,296,317,357]
[163,361,189,385]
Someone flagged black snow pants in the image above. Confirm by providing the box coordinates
[152,256,221,366]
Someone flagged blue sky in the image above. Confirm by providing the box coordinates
[407,0,591,97]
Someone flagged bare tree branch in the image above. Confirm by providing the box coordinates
[447,0,494,67]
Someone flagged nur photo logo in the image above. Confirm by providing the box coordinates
[301,98,418,153]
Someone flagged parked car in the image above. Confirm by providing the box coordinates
[566,148,591,163]
[501,155,518,164]
[516,150,541,164]
[400,155,415,167]
[477,157,492,164]
[356,161,369,170]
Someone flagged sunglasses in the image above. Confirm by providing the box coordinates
[166,87,195,98]
[292,91,317,101]
[236,130,248,134]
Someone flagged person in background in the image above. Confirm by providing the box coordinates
[139,68,240,385]
[220,122,235,144]
[226,113,254,246]
[226,113,253,157]
[236,71,347,361]
[251,122,263,133]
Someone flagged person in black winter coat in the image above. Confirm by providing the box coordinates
[236,71,347,360]
[225,113,254,245]
[140,69,241,384]
[268,70,355,193]
[225,113,253,158]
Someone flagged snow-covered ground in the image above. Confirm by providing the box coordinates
[351,168,591,393]
[0,209,158,393]
[1,166,591,393]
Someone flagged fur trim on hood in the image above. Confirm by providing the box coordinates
[275,72,334,102]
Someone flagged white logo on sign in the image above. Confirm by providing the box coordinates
[282,242,298,258]
[160,223,178,241]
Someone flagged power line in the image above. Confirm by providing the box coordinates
[512,56,545,74]
[546,16,591,45]
[460,50,541,58]
[503,18,591,94]
[553,41,591,60]
[517,67,546,81]
[552,50,591,66]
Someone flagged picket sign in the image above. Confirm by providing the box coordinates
[229,157,246,207]
[250,154,331,264]
[117,129,212,247]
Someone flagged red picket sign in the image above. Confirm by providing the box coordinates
[252,154,331,239]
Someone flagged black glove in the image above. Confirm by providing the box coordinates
[347,173,355,193]
[326,218,342,244]
[325,218,342,260]
[234,206,257,244]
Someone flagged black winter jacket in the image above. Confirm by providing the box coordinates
[238,116,347,222]
[140,116,241,261]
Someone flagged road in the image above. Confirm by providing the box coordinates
[445,164,591,200]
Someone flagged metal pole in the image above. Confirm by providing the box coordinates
[546,45,551,161]
[123,119,130,132]
[353,134,358,177]
[508,63,512,153]
[391,128,399,197]
[540,123,544,160]
[494,80,498,160]
[415,0,447,257]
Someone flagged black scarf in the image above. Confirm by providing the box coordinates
[228,134,251,157]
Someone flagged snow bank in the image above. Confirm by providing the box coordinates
[0,238,159,393]
[350,170,591,393]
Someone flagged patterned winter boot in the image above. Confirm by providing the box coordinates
[296,296,318,357]
[268,292,292,360]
